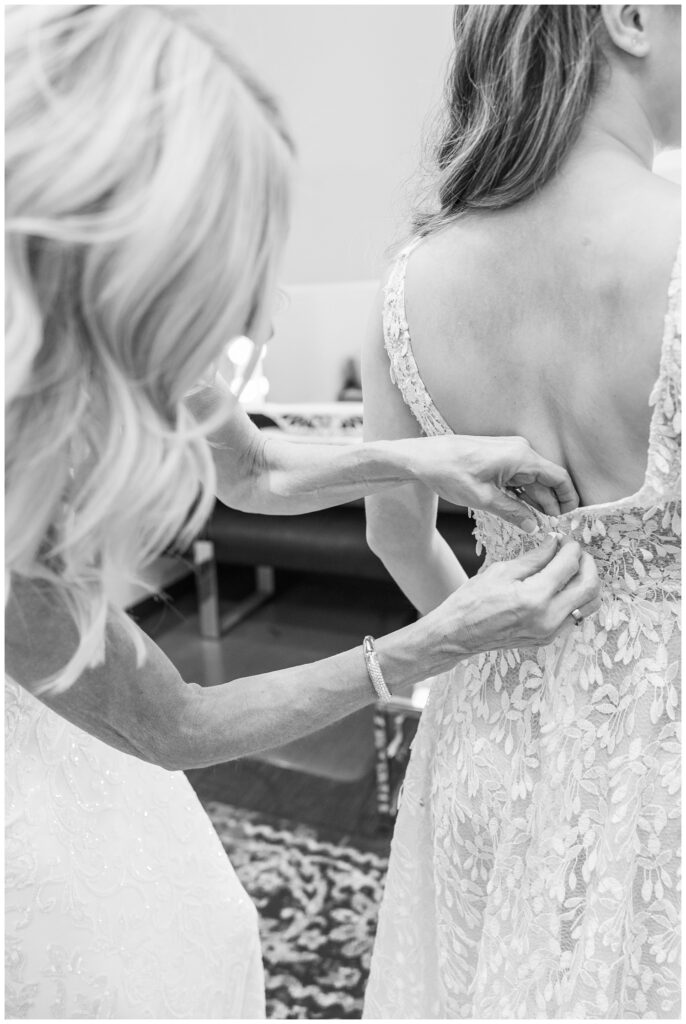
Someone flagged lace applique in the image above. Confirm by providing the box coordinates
[383,242,452,437]
[646,242,682,499]
[365,241,681,1019]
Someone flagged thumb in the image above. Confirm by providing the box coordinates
[486,487,540,535]
[507,534,562,580]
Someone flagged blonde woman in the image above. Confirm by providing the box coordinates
[363,4,680,1018]
[6,6,601,1018]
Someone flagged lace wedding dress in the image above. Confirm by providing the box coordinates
[364,241,681,1019]
[5,678,265,1018]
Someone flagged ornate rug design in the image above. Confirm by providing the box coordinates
[206,802,388,1020]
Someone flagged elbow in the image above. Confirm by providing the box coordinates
[366,507,438,573]
[365,518,406,568]
[365,504,406,560]
[93,732,188,773]
[215,474,259,514]
[137,694,203,773]
[155,745,240,774]
[216,488,254,515]
[365,522,387,559]
[216,434,269,513]
[151,740,208,773]
[151,747,187,773]
[135,733,189,773]
[147,685,242,772]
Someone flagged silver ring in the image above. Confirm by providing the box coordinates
[571,608,584,625]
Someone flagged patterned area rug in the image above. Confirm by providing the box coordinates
[206,802,389,1020]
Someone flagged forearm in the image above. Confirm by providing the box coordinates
[371,528,468,616]
[241,433,415,514]
[7,580,453,772]
[179,618,447,769]
[185,383,417,515]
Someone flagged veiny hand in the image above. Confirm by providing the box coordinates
[427,536,601,664]
[406,434,579,533]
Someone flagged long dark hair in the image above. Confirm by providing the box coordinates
[414,5,606,234]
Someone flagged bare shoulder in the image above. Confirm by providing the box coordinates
[409,176,679,297]
[404,220,486,285]
[641,168,680,213]
[640,169,679,226]
[614,170,680,273]
[402,218,497,325]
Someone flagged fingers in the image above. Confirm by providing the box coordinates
[518,481,561,518]
[484,487,540,535]
[528,456,579,514]
[567,585,603,625]
[573,593,606,622]
[504,534,562,580]
[534,540,585,595]
[523,541,602,631]
[548,551,601,621]
[576,594,603,618]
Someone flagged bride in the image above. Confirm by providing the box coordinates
[363,5,680,1019]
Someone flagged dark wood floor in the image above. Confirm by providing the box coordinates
[135,566,414,849]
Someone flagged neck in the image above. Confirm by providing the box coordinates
[571,75,656,171]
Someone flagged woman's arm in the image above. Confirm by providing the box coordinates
[362,290,469,614]
[185,381,430,515]
[184,374,577,528]
[366,483,468,615]
[6,539,600,771]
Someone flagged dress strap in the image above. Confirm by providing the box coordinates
[382,239,453,437]
[644,240,681,499]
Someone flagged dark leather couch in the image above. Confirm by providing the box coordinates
[205,497,482,582]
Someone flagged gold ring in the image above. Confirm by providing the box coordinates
[571,608,583,625]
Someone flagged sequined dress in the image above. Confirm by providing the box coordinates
[364,241,681,1019]
[5,678,265,1018]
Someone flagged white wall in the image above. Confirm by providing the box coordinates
[198,5,453,402]
[203,4,454,285]
[653,149,681,184]
[264,279,378,402]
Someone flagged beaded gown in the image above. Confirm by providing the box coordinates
[364,241,681,1019]
[5,677,265,1018]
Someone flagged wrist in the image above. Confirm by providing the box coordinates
[418,603,471,674]
[362,636,393,702]
[373,611,463,692]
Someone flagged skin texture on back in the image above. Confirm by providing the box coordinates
[402,163,680,509]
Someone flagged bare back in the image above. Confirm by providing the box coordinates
[403,162,680,508]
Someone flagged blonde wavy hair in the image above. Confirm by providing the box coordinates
[6,5,294,691]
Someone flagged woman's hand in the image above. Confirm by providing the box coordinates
[186,381,576,531]
[424,535,600,666]
[402,434,579,533]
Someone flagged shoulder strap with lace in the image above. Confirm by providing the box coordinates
[382,240,453,437]
[645,240,681,500]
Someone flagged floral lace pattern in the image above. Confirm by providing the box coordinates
[5,679,266,1019]
[365,243,681,1019]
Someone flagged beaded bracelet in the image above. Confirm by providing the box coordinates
[363,635,392,703]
